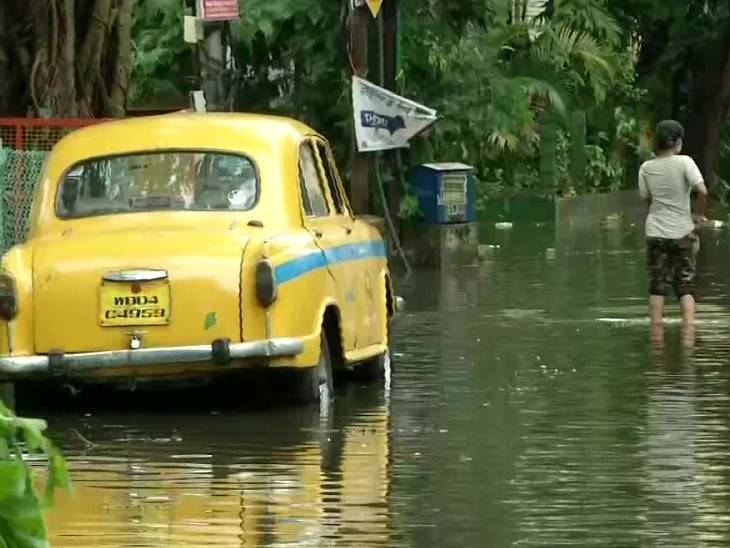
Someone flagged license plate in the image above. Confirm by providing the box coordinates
[99,280,171,326]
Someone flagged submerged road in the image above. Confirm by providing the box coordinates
[37,222,730,547]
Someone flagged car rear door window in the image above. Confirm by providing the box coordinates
[299,142,329,217]
[314,142,345,215]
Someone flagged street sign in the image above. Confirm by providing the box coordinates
[183,16,204,43]
[366,0,383,17]
[199,0,240,21]
[352,76,438,152]
[351,0,383,17]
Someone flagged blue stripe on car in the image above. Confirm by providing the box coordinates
[275,240,386,285]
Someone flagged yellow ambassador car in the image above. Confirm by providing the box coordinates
[0,113,400,403]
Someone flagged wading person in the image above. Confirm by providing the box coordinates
[639,120,708,326]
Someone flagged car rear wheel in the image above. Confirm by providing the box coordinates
[294,330,333,404]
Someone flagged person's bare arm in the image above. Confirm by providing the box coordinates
[685,158,708,222]
[694,182,708,213]
[639,167,650,214]
[692,181,708,225]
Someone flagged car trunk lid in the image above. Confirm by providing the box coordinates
[32,227,246,354]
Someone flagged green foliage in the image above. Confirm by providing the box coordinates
[398,192,421,221]
[0,400,69,548]
[605,0,730,196]
[398,0,633,201]
[124,0,660,204]
[130,0,192,106]
[232,1,349,152]
[583,144,624,193]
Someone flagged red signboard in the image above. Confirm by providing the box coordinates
[200,0,240,21]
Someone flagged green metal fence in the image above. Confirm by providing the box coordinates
[0,117,107,254]
[0,148,47,253]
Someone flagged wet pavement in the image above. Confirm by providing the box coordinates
[32,223,730,547]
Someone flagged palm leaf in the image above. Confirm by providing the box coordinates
[512,76,568,118]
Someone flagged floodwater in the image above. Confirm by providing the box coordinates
[31,222,730,547]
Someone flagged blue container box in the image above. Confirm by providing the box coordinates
[412,163,475,224]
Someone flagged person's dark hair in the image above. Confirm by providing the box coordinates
[654,120,684,152]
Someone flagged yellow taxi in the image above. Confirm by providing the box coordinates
[0,113,400,403]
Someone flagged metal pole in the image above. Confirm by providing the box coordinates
[200,23,226,111]
[382,0,398,91]
[348,3,372,215]
[378,9,385,87]
[382,0,401,222]
[186,0,201,101]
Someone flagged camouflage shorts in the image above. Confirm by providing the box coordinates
[647,232,699,298]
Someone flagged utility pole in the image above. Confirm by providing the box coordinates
[381,0,400,218]
[185,0,237,112]
[199,24,226,111]
[382,0,397,90]
[348,2,372,215]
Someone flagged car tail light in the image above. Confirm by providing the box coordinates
[0,272,17,321]
[255,259,277,307]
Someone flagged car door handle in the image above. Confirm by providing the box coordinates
[313,229,323,239]
[344,227,352,235]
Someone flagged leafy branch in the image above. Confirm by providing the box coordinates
[0,401,70,548]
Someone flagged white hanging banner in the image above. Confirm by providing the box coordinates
[352,76,438,152]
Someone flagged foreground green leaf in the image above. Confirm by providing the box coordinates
[0,401,70,547]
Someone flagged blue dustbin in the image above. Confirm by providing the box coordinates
[412,163,475,224]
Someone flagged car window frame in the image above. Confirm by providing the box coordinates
[298,140,331,219]
[54,148,261,220]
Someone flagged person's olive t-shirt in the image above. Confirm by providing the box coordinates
[638,155,704,239]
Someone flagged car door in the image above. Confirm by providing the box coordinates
[298,139,358,353]
[311,139,381,350]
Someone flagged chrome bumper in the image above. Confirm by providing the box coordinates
[0,338,304,379]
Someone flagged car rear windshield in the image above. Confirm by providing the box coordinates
[57,151,258,218]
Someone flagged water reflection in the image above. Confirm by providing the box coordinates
[645,326,700,547]
[44,385,392,547]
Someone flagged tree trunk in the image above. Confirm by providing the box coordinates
[0,0,134,118]
[109,0,132,117]
[77,0,114,115]
[30,0,51,115]
[685,25,730,190]
[56,0,79,116]
[0,0,10,116]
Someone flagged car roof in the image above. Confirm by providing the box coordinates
[30,113,323,237]
[51,112,321,162]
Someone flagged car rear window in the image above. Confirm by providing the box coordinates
[57,151,259,218]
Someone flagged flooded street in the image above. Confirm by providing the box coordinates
[38,223,730,547]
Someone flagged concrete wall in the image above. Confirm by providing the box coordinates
[478,195,555,223]
[556,190,645,229]
[402,222,479,268]
[478,191,645,226]
[483,190,726,228]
